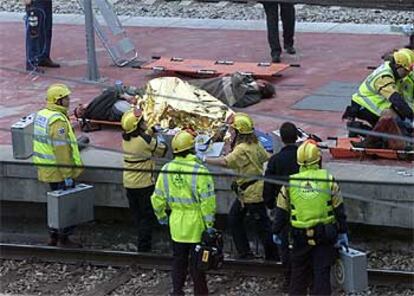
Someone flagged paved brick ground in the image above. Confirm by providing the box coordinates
[0,19,408,165]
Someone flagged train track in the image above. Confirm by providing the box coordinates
[1,243,413,287]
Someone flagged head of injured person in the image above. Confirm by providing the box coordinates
[256,79,275,99]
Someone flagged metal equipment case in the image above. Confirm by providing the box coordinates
[332,247,368,293]
[11,113,35,159]
[47,184,95,229]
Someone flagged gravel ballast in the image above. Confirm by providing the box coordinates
[1,0,413,25]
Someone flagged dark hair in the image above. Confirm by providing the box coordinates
[280,122,299,144]
[259,82,275,99]
[235,132,258,145]
[122,128,140,141]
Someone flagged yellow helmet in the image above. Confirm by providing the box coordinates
[231,112,254,134]
[393,48,414,71]
[121,109,143,134]
[172,130,195,154]
[297,140,321,166]
[46,83,71,104]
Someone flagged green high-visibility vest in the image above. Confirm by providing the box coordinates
[33,108,82,172]
[398,72,414,111]
[289,169,335,229]
[151,154,216,243]
[352,62,395,116]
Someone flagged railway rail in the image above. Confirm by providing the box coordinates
[1,243,413,287]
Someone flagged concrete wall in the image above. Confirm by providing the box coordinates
[1,145,413,228]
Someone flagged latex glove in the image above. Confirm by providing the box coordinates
[158,217,168,226]
[335,233,349,251]
[64,178,74,189]
[272,234,282,245]
[206,227,216,235]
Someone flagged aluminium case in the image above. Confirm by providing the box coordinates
[47,183,95,229]
[11,113,35,159]
[332,247,368,293]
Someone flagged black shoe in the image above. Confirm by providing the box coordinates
[284,46,296,55]
[237,252,261,260]
[271,55,281,63]
[38,57,60,68]
[26,65,44,73]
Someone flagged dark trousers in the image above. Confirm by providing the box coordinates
[126,185,156,252]
[48,182,75,239]
[263,2,295,58]
[279,228,291,286]
[25,0,52,69]
[289,243,336,296]
[172,242,208,296]
[228,200,279,260]
[343,101,379,128]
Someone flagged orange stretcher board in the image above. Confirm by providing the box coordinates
[70,115,121,132]
[329,137,414,161]
[139,56,291,78]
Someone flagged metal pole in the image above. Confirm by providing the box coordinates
[84,0,100,81]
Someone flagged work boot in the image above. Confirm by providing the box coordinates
[38,57,60,68]
[271,54,281,63]
[351,138,384,149]
[47,233,58,246]
[58,236,82,248]
[284,45,296,55]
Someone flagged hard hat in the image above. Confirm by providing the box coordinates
[171,130,195,154]
[46,83,71,104]
[297,140,321,166]
[231,112,254,134]
[393,48,414,71]
[121,109,143,134]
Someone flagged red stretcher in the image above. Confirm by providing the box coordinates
[328,137,414,161]
[139,56,293,78]
[70,115,121,132]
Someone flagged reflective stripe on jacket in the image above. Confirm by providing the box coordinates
[289,168,335,229]
[352,62,395,116]
[33,108,82,182]
[151,154,216,243]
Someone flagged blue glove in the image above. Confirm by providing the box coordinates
[64,178,74,189]
[272,234,282,245]
[335,233,349,251]
[206,227,216,235]
[158,217,168,226]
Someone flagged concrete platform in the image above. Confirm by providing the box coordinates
[0,14,413,228]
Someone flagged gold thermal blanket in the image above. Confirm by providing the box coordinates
[139,77,233,133]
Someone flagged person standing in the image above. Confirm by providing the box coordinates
[263,121,300,289]
[273,140,349,295]
[205,113,278,260]
[262,2,296,63]
[121,109,167,252]
[33,83,83,247]
[24,0,60,71]
[151,130,216,295]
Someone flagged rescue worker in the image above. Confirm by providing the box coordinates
[122,109,167,252]
[273,140,348,296]
[263,122,300,289]
[204,113,278,260]
[33,83,83,247]
[343,48,414,133]
[151,130,216,295]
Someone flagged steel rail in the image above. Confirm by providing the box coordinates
[1,243,413,287]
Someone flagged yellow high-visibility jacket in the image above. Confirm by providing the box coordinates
[151,154,216,243]
[33,107,83,183]
[123,133,166,189]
